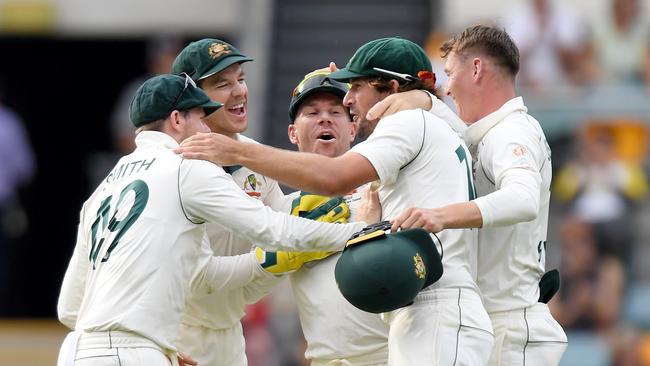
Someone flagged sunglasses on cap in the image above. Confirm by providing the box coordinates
[168,72,198,114]
[292,71,349,97]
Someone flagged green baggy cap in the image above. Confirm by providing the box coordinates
[129,74,223,127]
[335,226,443,314]
[329,37,432,83]
[171,38,254,82]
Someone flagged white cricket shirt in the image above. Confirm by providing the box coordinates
[351,109,479,292]
[182,134,287,330]
[467,97,552,313]
[57,131,365,352]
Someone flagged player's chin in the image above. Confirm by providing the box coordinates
[312,144,338,158]
[226,118,248,133]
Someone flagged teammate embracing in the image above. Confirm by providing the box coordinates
[56,74,365,366]
[176,37,495,365]
[386,25,569,366]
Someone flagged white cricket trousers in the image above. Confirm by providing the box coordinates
[311,352,387,366]
[487,303,567,366]
[58,330,173,366]
[175,321,246,366]
[387,288,494,366]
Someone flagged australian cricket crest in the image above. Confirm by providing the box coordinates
[413,252,426,279]
[208,43,231,59]
[243,174,262,199]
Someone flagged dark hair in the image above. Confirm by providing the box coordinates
[440,25,520,78]
[368,77,441,98]
[136,109,191,133]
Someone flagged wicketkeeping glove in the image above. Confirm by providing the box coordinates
[256,193,349,274]
[291,192,350,224]
[255,247,335,274]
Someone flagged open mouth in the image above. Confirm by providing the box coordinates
[227,103,246,116]
[317,132,336,141]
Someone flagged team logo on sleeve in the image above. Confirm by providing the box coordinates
[511,144,531,168]
[243,174,261,198]
[413,253,426,279]
[513,145,527,157]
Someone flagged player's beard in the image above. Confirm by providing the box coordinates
[355,117,377,140]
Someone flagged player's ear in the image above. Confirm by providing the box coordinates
[169,110,182,127]
[348,116,357,141]
[473,58,483,81]
[388,79,400,94]
[288,123,299,145]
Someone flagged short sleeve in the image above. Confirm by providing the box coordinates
[350,110,426,186]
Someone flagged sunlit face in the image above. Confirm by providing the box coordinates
[199,63,248,138]
[289,93,356,158]
[179,107,210,141]
[444,51,477,123]
[342,78,389,140]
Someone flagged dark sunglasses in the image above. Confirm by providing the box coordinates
[292,72,349,97]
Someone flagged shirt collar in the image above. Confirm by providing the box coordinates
[464,96,527,151]
[134,131,180,149]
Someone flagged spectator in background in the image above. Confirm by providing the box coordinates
[553,127,648,260]
[0,78,36,312]
[550,217,624,332]
[503,0,590,90]
[586,0,650,85]
[109,35,183,154]
[548,216,647,366]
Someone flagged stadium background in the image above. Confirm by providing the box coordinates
[1,0,649,365]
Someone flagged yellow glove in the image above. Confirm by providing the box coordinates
[291,193,350,224]
[255,247,336,274]
[256,193,348,274]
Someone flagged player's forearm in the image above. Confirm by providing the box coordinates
[236,144,355,195]
[191,252,260,295]
[440,201,483,229]
[242,271,285,304]
[474,171,539,227]
[57,240,86,329]
[182,160,366,251]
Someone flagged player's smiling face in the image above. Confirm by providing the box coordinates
[289,93,356,158]
[444,51,476,123]
[343,78,389,140]
[198,63,248,138]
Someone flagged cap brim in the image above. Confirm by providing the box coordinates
[328,68,371,82]
[198,55,254,80]
[293,85,347,109]
[289,85,348,121]
[200,100,224,116]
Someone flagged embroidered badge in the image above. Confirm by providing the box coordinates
[208,43,231,59]
[247,174,257,190]
[513,145,527,157]
[244,174,261,198]
[413,253,426,279]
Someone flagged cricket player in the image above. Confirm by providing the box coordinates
[56,74,366,366]
[385,25,568,365]
[170,38,288,366]
[176,37,495,365]
[279,70,390,365]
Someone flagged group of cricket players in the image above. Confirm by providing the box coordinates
[57,23,569,366]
